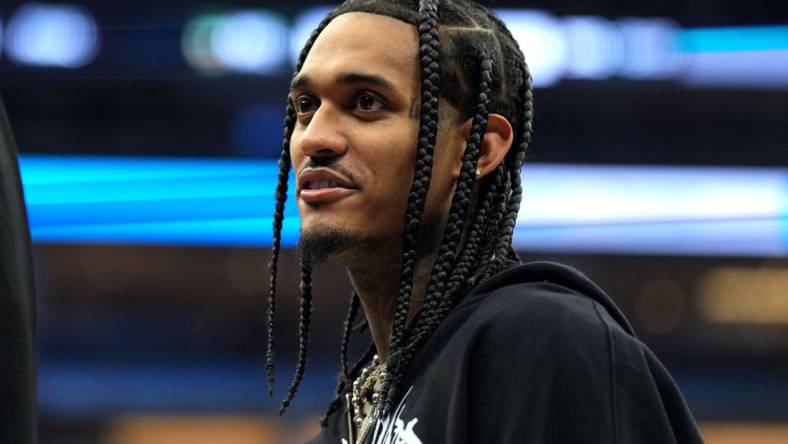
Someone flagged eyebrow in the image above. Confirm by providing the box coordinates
[290,72,398,93]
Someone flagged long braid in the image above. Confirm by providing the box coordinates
[265,102,294,395]
[383,56,494,407]
[476,165,512,280]
[446,166,498,290]
[500,69,533,250]
[395,55,494,391]
[317,296,365,426]
[486,12,534,262]
[267,10,335,402]
[376,0,441,416]
[389,0,441,352]
[413,56,494,335]
[340,292,361,378]
[279,262,313,415]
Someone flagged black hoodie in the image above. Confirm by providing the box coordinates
[310,261,705,444]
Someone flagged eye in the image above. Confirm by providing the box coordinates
[294,95,318,114]
[353,91,385,112]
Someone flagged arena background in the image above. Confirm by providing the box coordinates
[0,0,786,442]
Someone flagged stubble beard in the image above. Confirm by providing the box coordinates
[296,226,354,266]
[296,210,445,268]
[297,224,399,267]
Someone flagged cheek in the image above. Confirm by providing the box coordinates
[356,131,417,220]
[364,151,414,214]
[289,131,305,165]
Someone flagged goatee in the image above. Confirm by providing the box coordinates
[296,227,354,265]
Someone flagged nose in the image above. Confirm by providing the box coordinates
[294,105,348,160]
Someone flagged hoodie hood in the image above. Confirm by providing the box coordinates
[463,260,636,337]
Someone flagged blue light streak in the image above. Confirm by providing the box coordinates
[18,155,788,256]
[676,25,788,87]
[678,25,788,53]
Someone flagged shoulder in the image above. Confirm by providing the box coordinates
[461,278,634,398]
[447,264,704,443]
[453,261,638,348]
[459,274,645,371]
[469,280,618,340]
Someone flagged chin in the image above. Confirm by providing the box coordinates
[297,223,402,267]
[296,224,354,265]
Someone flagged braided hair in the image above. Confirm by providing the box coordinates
[266,0,535,418]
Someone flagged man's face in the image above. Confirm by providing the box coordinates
[289,12,466,264]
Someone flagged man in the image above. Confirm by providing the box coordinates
[266,1,705,443]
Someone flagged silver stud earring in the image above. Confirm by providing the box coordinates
[475,168,482,178]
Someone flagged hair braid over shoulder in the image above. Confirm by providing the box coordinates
[376,0,441,415]
[381,55,495,410]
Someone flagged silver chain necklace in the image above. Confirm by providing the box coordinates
[347,354,387,444]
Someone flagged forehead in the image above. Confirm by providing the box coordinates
[299,12,419,92]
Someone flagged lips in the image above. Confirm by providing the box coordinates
[298,168,358,204]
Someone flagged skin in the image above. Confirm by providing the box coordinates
[289,12,513,359]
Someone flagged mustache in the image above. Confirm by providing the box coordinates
[297,159,365,188]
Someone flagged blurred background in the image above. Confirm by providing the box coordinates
[0,0,787,442]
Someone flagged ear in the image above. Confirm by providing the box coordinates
[476,113,513,180]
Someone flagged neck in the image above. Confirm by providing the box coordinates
[344,236,440,361]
